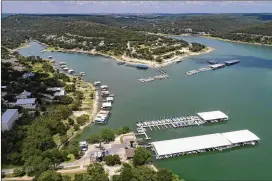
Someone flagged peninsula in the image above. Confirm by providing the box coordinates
[2,15,211,67]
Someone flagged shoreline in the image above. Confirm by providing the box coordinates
[49,62,99,149]
[40,44,214,68]
[202,36,272,47]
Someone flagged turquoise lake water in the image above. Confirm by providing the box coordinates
[19,37,272,181]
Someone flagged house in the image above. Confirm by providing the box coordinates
[184,28,193,33]
[16,90,32,99]
[2,109,19,131]
[125,148,135,160]
[22,72,35,79]
[15,98,38,109]
[46,87,65,97]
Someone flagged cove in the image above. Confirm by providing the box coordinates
[19,36,272,181]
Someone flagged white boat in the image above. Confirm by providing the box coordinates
[68,69,74,74]
[80,72,86,76]
[48,56,53,59]
[63,67,68,71]
[94,81,101,86]
[59,62,66,65]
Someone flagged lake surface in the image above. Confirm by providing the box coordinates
[19,37,272,181]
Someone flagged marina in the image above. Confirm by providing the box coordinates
[136,111,228,131]
[151,129,260,159]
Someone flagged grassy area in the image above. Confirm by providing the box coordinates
[61,170,86,180]
[53,134,62,147]
[67,127,75,138]
[64,154,76,163]
[43,46,58,52]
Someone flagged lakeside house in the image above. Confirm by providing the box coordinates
[15,98,38,109]
[22,72,35,79]
[16,90,32,99]
[46,87,65,97]
[1,109,19,131]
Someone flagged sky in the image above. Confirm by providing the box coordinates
[2,1,272,14]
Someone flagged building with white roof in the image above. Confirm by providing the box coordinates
[221,129,260,144]
[209,63,225,70]
[197,111,228,122]
[101,102,112,109]
[15,98,37,109]
[2,109,19,131]
[152,129,260,159]
[152,133,232,157]
[46,87,65,97]
[16,90,32,99]
[106,97,114,102]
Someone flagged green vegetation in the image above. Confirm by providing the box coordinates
[76,114,89,126]
[1,14,205,63]
[37,170,68,181]
[189,43,206,52]
[133,147,153,166]
[86,126,131,144]
[104,155,121,166]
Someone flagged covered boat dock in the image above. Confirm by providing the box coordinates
[151,129,260,159]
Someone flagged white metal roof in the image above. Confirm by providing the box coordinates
[152,133,232,156]
[197,111,228,121]
[15,98,36,105]
[2,109,18,124]
[102,102,112,108]
[210,63,225,68]
[106,97,114,101]
[221,130,260,144]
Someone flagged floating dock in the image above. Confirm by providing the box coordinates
[225,59,240,66]
[138,67,169,83]
[136,111,228,131]
[186,60,240,76]
[151,129,260,159]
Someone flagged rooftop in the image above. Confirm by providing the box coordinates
[125,148,135,158]
[152,133,231,156]
[102,102,112,107]
[197,111,228,121]
[221,129,260,144]
[15,98,36,105]
[2,109,18,124]
[152,130,260,156]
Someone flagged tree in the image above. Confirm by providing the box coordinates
[13,168,26,177]
[105,154,121,166]
[133,147,152,166]
[74,124,80,131]
[118,163,133,181]
[76,114,89,126]
[157,168,173,181]
[87,134,101,144]
[86,163,109,181]
[100,128,115,143]
[115,126,131,135]
[55,95,73,105]
[64,84,76,93]
[37,170,63,181]
[132,165,157,181]
[68,118,75,126]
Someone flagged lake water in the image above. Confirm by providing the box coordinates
[19,37,272,181]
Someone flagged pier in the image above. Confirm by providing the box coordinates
[138,67,169,83]
[185,59,240,76]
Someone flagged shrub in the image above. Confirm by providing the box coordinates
[13,168,26,177]
[105,155,121,166]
